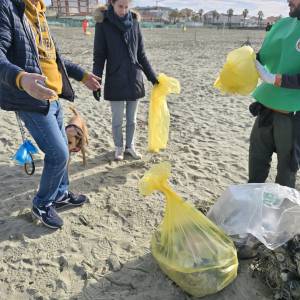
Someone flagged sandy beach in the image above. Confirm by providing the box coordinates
[0,26,292,299]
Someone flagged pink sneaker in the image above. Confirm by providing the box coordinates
[115,147,124,161]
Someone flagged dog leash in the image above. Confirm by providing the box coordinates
[15,112,36,176]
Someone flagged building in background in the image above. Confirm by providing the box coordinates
[203,11,243,26]
[50,0,100,17]
[135,7,172,23]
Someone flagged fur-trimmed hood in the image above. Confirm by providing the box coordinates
[93,5,141,23]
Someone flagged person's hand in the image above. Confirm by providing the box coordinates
[255,60,276,84]
[20,73,57,100]
[82,73,101,91]
[255,60,282,86]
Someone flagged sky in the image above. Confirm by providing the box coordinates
[45,0,289,17]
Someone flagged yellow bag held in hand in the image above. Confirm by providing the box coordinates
[139,162,238,298]
[148,73,180,153]
[214,46,259,95]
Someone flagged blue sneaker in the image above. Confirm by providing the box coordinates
[31,203,63,229]
[54,191,87,209]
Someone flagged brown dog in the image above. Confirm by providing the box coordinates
[65,107,88,166]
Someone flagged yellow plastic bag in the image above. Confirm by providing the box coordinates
[214,46,259,95]
[148,73,180,153]
[139,162,238,298]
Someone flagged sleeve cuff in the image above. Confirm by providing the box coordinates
[16,71,26,90]
[81,72,89,83]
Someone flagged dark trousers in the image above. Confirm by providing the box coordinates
[249,111,297,188]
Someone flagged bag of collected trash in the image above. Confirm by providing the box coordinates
[148,73,180,153]
[208,183,300,251]
[139,162,238,297]
[214,46,259,95]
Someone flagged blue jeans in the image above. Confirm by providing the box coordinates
[18,101,69,208]
[110,100,139,148]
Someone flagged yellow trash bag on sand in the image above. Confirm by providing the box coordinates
[214,46,258,95]
[148,73,180,153]
[139,162,238,298]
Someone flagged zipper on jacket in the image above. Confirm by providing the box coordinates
[22,15,43,74]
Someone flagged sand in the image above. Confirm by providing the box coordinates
[0,26,291,299]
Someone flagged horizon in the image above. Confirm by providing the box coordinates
[45,0,289,18]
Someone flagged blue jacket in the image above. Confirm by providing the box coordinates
[93,6,157,101]
[0,0,86,114]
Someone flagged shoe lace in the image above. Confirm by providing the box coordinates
[45,203,55,217]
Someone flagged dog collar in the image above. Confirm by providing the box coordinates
[65,124,84,135]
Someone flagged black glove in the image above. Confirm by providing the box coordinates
[256,52,261,63]
[93,79,102,101]
[152,78,159,86]
[249,102,263,117]
[93,88,101,101]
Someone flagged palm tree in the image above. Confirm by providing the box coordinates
[212,10,219,24]
[180,8,194,21]
[191,14,200,22]
[258,10,264,27]
[198,9,204,22]
[242,9,249,27]
[169,10,179,24]
[227,8,234,27]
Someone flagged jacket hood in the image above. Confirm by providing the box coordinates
[93,5,141,23]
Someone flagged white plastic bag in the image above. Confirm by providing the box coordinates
[208,183,300,250]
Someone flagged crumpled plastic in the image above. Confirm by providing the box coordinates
[214,46,259,95]
[208,183,300,250]
[148,73,180,153]
[139,162,238,297]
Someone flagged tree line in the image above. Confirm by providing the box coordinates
[168,8,266,26]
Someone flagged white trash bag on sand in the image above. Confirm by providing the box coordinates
[208,183,300,250]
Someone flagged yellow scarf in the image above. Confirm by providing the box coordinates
[23,0,62,97]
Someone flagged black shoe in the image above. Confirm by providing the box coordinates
[54,191,87,209]
[32,203,63,229]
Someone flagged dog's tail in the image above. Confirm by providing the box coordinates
[69,106,80,116]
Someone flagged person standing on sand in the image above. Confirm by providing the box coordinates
[82,18,89,34]
[0,0,101,229]
[92,0,158,161]
[249,0,300,188]
[265,22,272,32]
